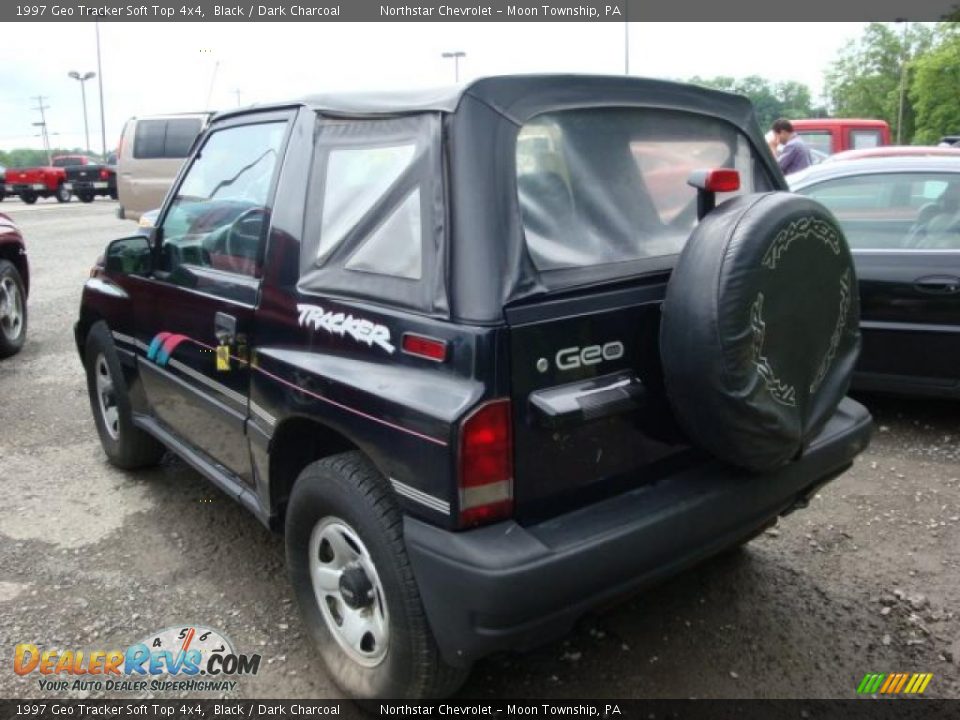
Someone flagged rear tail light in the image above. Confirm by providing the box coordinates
[458,399,513,527]
[99,168,110,180]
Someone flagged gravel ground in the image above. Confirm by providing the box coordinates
[0,200,957,700]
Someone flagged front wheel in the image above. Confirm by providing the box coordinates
[84,322,165,469]
[0,260,27,358]
[78,191,95,203]
[56,184,71,203]
[285,452,468,699]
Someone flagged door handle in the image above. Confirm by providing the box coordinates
[914,275,960,295]
[214,312,238,344]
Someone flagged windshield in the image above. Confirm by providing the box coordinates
[516,108,773,277]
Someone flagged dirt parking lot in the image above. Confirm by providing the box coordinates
[0,200,957,700]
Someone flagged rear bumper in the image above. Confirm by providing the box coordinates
[66,181,113,193]
[405,397,872,667]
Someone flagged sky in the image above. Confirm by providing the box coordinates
[0,22,872,154]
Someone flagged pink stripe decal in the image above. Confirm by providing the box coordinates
[253,363,449,448]
[148,333,448,447]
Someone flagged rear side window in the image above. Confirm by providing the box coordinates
[798,172,960,250]
[516,108,773,275]
[165,118,204,157]
[298,113,444,314]
[133,118,203,159]
[318,143,421,279]
[798,131,833,156]
[850,130,882,150]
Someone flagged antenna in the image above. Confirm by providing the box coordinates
[205,60,220,112]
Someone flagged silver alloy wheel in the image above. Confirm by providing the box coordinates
[0,276,23,342]
[309,517,389,667]
[95,354,120,440]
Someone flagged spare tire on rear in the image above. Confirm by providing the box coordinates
[660,192,860,472]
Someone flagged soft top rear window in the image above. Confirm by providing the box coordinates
[516,107,772,279]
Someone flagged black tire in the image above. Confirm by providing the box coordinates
[109,188,118,200]
[84,322,165,469]
[55,184,71,203]
[0,260,27,358]
[20,192,36,205]
[78,191,95,203]
[285,451,469,700]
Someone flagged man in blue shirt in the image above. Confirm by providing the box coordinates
[772,118,813,175]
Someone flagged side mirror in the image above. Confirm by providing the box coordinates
[105,235,153,275]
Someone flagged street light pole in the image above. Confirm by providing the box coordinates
[441,51,466,83]
[95,22,107,160]
[68,71,96,154]
[896,19,909,145]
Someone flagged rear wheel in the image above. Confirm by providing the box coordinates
[285,451,468,699]
[19,192,36,205]
[109,188,118,200]
[84,322,165,469]
[56,184,71,203]
[78,191,95,203]
[0,260,27,358]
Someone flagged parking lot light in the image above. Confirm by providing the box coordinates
[68,70,96,154]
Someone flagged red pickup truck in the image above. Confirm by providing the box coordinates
[3,157,72,204]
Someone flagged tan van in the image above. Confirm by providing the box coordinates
[116,112,211,221]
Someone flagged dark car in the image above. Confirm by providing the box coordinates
[791,156,960,398]
[75,75,871,699]
[0,212,28,357]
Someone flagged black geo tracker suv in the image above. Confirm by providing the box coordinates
[75,75,872,698]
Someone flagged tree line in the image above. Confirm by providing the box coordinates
[691,22,959,145]
[0,147,90,169]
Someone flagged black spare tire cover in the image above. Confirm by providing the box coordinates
[660,192,860,471]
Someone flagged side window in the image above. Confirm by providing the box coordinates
[800,173,960,250]
[317,141,423,280]
[158,121,286,286]
[797,131,833,156]
[133,119,166,159]
[133,118,203,160]
[298,113,443,313]
[850,130,881,150]
[165,118,203,158]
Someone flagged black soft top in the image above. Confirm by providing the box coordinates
[222,74,761,126]
[218,75,783,324]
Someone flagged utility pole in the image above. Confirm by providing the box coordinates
[32,96,52,165]
[95,22,107,159]
[896,19,909,145]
